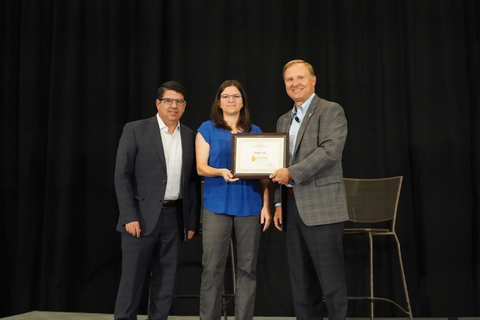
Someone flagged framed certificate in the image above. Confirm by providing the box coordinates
[231,133,289,179]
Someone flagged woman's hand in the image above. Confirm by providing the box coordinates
[219,168,239,183]
[260,206,272,231]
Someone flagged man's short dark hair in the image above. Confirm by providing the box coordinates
[157,81,186,99]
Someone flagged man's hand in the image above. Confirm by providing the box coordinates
[187,230,195,240]
[273,206,283,231]
[125,221,141,237]
[269,168,292,185]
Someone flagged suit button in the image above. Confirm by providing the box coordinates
[163,181,167,184]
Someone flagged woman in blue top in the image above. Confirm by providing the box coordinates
[196,80,271,320]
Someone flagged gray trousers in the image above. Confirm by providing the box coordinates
[199,208,261,320]
[286,194,348,320]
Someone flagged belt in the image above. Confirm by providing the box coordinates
[162,199,182,207]
[286,187,294,196]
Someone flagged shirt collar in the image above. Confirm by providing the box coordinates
[291,93,316,119]
[156,114,181,133]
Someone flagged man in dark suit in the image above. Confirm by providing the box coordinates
[114,81,200,320]
[270,60,349,320]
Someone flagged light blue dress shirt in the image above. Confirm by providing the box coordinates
[289,93,316,162]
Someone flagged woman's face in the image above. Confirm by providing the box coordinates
[218,86,243,117]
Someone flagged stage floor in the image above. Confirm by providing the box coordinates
[1,312,292,320]
[3,311,480,320]
[0,313,293,320]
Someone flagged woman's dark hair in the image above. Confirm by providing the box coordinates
[210,80,252,132]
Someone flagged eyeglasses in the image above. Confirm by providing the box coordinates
[160,98,186,106]
[220,94,242,100]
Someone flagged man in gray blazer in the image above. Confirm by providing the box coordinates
[270,60,348,320]
[114,81,200,320]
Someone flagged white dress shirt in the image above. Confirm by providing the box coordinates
[157,114,183,200]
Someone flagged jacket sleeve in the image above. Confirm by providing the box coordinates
[114,123,139,226]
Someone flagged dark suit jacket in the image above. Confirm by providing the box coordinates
[274,95,349,226]
[114,115,200,238]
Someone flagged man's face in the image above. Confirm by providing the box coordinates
[156,90,186,125]
[284,63,316,106]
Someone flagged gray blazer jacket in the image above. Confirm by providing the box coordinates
[114,115,200,238]
[274,95,349,226]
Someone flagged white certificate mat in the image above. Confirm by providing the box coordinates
[232,133,288,178]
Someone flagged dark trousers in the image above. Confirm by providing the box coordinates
[286,194,348,320]
[114,205,181,320]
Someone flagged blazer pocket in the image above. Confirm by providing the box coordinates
[133,195,145,201]
[314,174,341,187]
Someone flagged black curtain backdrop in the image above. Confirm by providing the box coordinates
[1,0,479,318]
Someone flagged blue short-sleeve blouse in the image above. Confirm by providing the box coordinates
[197,120,263,216]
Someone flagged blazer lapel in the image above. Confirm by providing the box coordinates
[279,115,291,133]
[293,96,319,156]
[147,116,167,172]
[179,124,191,182]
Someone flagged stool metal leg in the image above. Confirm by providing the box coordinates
[369,232,374,320]
[394,233,413,320]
